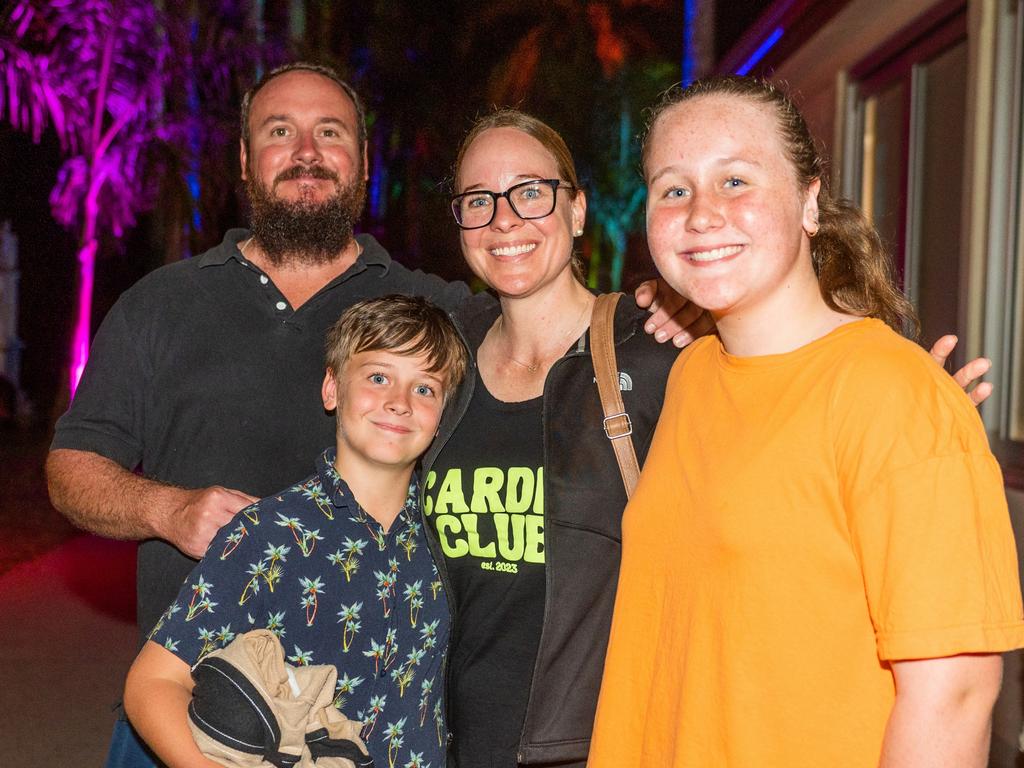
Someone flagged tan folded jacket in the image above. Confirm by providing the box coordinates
[188,629,372,768]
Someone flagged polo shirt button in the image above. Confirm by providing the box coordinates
[260,275,269,285]
[275,301,287,311]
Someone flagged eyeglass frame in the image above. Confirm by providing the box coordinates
[449,178,577,230]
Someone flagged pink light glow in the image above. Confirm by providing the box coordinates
[69,241,96,397]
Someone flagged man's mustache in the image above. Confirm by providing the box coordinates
[273,165,340,185]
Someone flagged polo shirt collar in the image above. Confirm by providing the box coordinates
[198,229,393,277]
[197,229,249,267]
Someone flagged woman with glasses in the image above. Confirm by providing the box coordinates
[418,109,682,768]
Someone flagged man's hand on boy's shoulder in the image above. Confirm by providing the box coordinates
[634,279,714,348]
[157,485,258,559]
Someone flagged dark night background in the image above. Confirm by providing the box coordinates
[0,0,773,420]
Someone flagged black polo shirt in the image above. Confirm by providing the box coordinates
[52,228,470,638]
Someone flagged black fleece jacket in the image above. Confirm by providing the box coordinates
[421,294,679,767]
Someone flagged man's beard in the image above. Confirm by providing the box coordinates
[245,164,367,268]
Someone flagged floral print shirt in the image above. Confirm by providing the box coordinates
[150,449,449,768]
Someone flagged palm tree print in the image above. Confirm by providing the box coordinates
[240,560,268,604]
[300,528,324,557]
[383,717,407,768]
[364,638,386,676]
[375,570,397,617]
[363,694,387,737]
[243,501,261,525]
[300,479,335,520]
[397,524,419,561]
[162,638,179,652]
[383,628,399,671]
[197,627,217,659]
[263,544,290,588]
[148,601,181,637]
[337,601,363,651]
[418,679,433,726]
[185,575,217,621]
[403,753,427,768]
[221,522,248,559]
[299,576,325,626]
[391,665,414,697]
[214,625,235,647]
[392,647,425,696]
[332,672,365,710]
[403,580,423,627]
[265,610,286,638]
[418,620,439,653]
[327,537,369,582]
[288,645,313,666]
[275,513,310,551]
[274,511,323,558]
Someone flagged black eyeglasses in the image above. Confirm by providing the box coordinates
[450,179,575,230]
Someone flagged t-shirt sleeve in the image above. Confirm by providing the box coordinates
[50,297,147,469]
[835,341,1024,660]
[149,504,268,665]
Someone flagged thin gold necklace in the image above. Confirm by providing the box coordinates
[497,300,591,373]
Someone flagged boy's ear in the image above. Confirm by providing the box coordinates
[322,369,338,411]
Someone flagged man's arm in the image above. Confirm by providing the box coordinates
[46,449,256,558]
[124,641,222,768]
[878,654,1003,768]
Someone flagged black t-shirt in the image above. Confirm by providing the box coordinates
[423,372,545,768]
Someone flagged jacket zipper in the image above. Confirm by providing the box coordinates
[516,338,588,764]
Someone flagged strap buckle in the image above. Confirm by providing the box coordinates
[603,412,633,439]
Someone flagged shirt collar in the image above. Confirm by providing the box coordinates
[197,230,392,277]
[315,448,420,530]
[197,229,250,267]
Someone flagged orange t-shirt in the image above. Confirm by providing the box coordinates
[589,319,1024,768]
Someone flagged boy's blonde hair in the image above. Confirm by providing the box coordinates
[325,295,469,391]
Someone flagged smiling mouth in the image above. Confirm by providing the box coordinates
[489,243,537,257]
[687,245,743,263]
[373,421,412,434]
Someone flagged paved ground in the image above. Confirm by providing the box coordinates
[0,427,138,764]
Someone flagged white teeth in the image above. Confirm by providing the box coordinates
[688,245,742,262]
[490,243,537,257]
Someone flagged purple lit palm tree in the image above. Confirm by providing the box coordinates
[0,0,172,394]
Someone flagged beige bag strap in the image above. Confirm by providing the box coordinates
[591,292,641,497]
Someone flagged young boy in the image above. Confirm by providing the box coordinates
[124,295,468,768]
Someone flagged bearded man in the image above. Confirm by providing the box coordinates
[45,63,470,767]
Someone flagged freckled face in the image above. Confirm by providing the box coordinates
[455,127,585,299]
[644,95,819,319]
[241,70,366,205]
[322,349,446,473]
